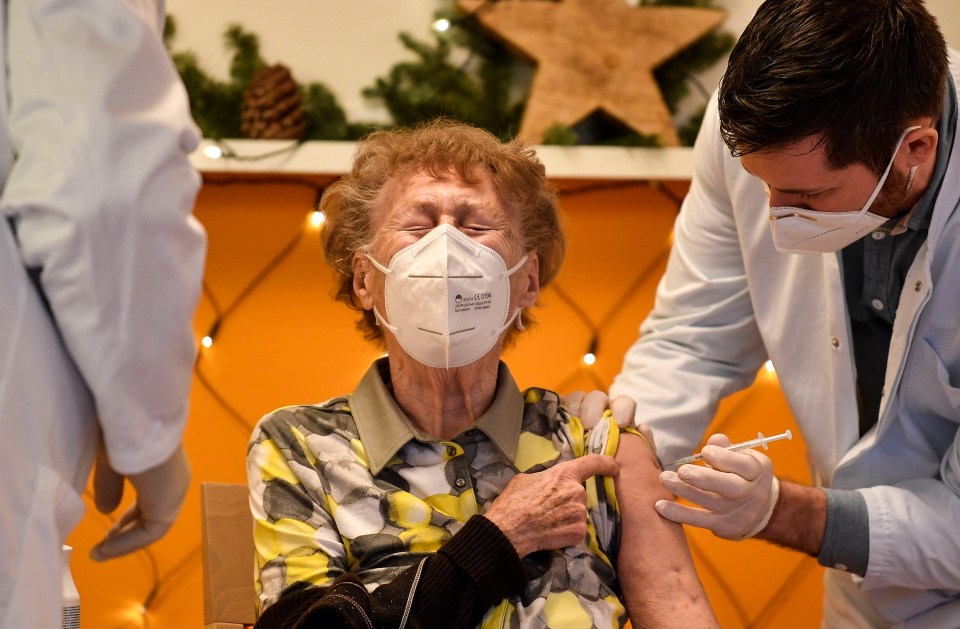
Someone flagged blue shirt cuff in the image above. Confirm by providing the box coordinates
[817,488,869,577]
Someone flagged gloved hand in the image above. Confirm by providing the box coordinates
[90,443,190,561]
[564,390,658,457]
[563,391,635,429]
[656,433,779,540]
[564,390,656,449]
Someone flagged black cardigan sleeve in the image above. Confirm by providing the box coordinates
[254,514,527,629]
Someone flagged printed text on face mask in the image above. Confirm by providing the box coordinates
[454,292,493,313]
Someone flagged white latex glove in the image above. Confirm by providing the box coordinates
[563,390,639,430]
[656,433,779,540]
[90,443,190,561]
[564,391,659,466]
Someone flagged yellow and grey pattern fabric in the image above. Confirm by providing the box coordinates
[248,359,628,628]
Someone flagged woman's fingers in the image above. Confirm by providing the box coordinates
[484,455,618,556]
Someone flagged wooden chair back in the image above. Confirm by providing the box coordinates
[200,482,257,629]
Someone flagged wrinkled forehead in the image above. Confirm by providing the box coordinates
[377,166,505,211]
[391,160,488,188]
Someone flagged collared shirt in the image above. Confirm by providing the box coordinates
[840,77,958,436]
[248,358,628,628]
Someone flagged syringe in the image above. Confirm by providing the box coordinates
[666,430,793,468]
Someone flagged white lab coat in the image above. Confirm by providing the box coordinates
[611,53,960,627]
[0,1,205,626]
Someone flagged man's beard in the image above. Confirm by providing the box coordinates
[868,166,913,219]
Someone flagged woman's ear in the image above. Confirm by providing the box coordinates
[517,252,540,308]
[353,254,376,310]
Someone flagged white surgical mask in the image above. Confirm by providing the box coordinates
[768,126,920,254]
[365,224,528,368]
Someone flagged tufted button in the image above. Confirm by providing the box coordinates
[831,337,840,348]
[871,231,886,240]
[454,477,467,489]
[871,298,884,311]
[914,280,922,292]
[447,445,458,457]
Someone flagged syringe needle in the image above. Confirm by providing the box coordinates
[666,429,793,468]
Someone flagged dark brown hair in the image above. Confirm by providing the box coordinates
[719,0,948,174]
[321,119,564,344]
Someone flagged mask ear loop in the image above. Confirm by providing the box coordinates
[372,306,398,332]
[363,253,399,332]
[862,125,922,216]
[498,253,529,280]
[490,307,523,338]
[364,253,392,276]
[495,253,531,335]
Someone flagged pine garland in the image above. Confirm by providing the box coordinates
[164,17,366,141]
[165,0,731,146]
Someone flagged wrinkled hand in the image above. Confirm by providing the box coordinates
[656,433,779,540]
[484,454,618,557]
[90,444,190,561]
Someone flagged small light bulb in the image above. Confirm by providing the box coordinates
[433,18,451,32]
[121,602,147,623]
[583,352,596,366]
[201,336,213,348]
[764,360,775,373]
[309,210,325,228]
[202,145,223,159]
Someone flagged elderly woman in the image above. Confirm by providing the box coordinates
[247,120,716,628]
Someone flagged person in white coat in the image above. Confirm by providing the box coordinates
[0,0,205,627]
[595,0,960,626]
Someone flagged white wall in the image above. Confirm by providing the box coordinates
[163,0,960,125]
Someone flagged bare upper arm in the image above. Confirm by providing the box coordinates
[614,432,670,504]
[613,432,718,627]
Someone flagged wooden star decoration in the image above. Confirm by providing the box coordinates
[457,0,726,145]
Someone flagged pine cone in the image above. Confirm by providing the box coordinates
[241,64,306,140]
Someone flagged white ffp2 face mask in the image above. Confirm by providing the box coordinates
[768,126,920,254]
[365,224,528,368]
